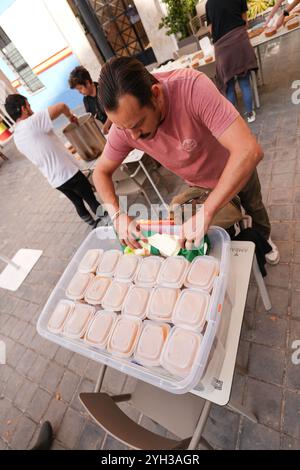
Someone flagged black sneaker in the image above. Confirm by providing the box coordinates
[81,214,95,226]
[93,213,111,229]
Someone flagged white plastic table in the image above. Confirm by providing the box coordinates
[250,22,300,85]
[153,51,261,109]
[187,240,267,448]
[191,241,257,405]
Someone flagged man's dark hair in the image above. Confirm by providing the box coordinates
[69,66,92,89]
[4,94,27,122]
[98,57,159,112]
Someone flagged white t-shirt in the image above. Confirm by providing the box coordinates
[14,109,79,188]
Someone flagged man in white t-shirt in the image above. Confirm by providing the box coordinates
[5,94,106,227]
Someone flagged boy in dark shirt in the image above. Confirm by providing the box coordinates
[69,66,111,134]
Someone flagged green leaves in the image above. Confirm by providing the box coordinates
[159,0,198,39]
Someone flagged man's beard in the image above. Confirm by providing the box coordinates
[139,111,163,140]
[139,132,152,140]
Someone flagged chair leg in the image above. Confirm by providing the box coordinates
[139,160,168,211]
[94,365,107,392]
[142,190,159,217]
[112,394,132,403]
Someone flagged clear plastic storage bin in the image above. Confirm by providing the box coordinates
[37,225,231,394]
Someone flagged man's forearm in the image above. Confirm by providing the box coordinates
[286,0,300,13]
[270,0,285,16]
[204,145,263,219]
[93,170,119,216]
[62,104,73,120]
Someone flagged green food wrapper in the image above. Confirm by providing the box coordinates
[121,230,210,262]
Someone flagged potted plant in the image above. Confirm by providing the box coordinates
[159,0,198,40]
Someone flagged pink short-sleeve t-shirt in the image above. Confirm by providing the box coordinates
[104,68,239,189]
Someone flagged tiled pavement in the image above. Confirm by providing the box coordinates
[0,30,300,450]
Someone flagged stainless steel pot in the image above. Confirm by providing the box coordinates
[63,113,106,161]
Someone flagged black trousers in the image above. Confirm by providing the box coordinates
[57,171,100,219]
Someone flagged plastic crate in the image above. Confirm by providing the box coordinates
[37,225,231,394]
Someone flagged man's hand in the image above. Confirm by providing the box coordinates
[180,204,213,250]
[275,13,285,28]
[114,213,145,249]
[69,114,79,125]
[48,103,79,123]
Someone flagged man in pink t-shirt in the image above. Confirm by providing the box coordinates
[93,57,279,264]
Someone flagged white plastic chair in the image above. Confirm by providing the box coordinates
[79,372,213,450]
[113,164,159,216]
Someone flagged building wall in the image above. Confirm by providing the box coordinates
[134,0,178,64]
[0,0,100,112]
[43,0,102,81]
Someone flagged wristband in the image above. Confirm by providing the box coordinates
[111,209,122,223]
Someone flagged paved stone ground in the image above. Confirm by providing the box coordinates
[0,30,300,450]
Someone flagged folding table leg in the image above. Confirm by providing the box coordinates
[252,255,272,311]
[188,400,212,450]
[256,46,265,85]
[227,400,258,423]
[250,71,260,109]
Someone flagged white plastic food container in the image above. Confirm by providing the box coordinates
[84,310,117,349]
[135,256,164,287]
[147,286,180,322]
[78,249,103,274]
[134,321,170,367]
[161,327,202,378]
[66,272,94,300]
[121,285,151,319]
[114,254,140,282]
[47,299,74,334]
[107,315,142,358]
[37,225,231,394]
[97,249,121,277]
[172,289,210,332]
[101,280,131,311]
[84,276,111,305]
[185,256,219,292]
[157,256,189,288]
[63,303,95,339]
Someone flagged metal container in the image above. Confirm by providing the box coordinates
[63,113,106,161]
